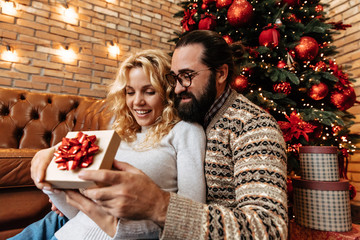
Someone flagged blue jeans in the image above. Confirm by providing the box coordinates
[8,211,68,240]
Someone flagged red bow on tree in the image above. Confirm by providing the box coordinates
[181,9,197,32]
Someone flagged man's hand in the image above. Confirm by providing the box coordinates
[78,161,170,227]
[65,190,118,237]
[30,147,56,191]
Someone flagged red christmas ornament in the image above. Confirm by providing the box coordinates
[231,75,248,92]
[313,61,327,71]
[315,5,323,13]
[277,61,287,68]
[350,184,357,200]
[295,36,319,61]
[259,25,280,48]
[273,82,291,95]
[288,50,296,60]
[308,82,328,100]
[282,0,299,6]
[227,0,253,27]
[198,13,216,30]
[308,120,323,139]
[330,87,356,111]
[201,3,208,9]
[216,0,233,8]
[283,13,300,23]
[332,125,342,135]
[222,35,233,44]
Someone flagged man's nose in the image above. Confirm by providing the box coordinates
[174,81,187,94]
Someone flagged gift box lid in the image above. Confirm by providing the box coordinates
[299,146,338,154]
[293,178,349,191]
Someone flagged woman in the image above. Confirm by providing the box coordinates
[11,49,206,240]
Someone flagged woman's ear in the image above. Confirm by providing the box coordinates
[216,64,228,85]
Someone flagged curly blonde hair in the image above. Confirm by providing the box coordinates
[107,49,180,149]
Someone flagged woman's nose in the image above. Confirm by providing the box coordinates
[134,93,145,105]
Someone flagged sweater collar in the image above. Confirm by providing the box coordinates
[203,85,231,128]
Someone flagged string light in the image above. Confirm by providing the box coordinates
[62,4,78,24]
[107,40,120,57]
[1,45,18,62]
[58,45,76,63]
[1,0,17,15]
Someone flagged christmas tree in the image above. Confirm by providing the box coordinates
[171,0,359,181]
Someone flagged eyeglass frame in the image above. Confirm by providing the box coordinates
[165,67,213,88]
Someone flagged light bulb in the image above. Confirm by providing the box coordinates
[58,45,76,63]
[108,41,120,57]
[2,45,18,62]
[1,0,17,15]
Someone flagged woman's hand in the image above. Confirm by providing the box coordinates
[30,147,56,191]
[65,190,118,237]
[78,161,170,227]
[49,199,64,217]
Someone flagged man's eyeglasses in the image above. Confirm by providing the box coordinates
[165,68,212,88]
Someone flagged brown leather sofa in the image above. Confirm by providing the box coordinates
[0,87,114,239]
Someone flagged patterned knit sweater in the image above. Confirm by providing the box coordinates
[161,90,288,239]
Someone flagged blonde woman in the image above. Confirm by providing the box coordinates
[12,50,206,240]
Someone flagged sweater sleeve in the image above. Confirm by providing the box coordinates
[161,113,288,239]
[43,190,80,219]
[172,121,206,203]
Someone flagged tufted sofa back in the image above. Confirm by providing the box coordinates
[0,87,115,149]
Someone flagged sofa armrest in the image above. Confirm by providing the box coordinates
[0,148,39,188]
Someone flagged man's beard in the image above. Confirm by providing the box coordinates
[175,73,217,124]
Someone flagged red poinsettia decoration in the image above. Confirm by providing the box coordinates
[278,111,317,142]
[328,21,352,30]
[198,13,216,30]
[181,9,197,32]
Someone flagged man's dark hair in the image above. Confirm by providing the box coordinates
[175,30,237,84]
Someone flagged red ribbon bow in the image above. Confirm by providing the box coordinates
[54,132,99,170]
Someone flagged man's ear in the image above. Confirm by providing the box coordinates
[216,64,228,85]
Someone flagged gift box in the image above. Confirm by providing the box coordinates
[45,130,120,189]
[293,178,352,232]
[290,220,360,240]
[299,146,339,181]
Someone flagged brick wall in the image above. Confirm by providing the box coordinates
[323,0,360,205]
[0,0,182,98]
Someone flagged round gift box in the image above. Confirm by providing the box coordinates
[299,146,339,181]
[293,178,352,232]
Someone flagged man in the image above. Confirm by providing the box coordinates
[30,30,288,239]
[75,30,288,239]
